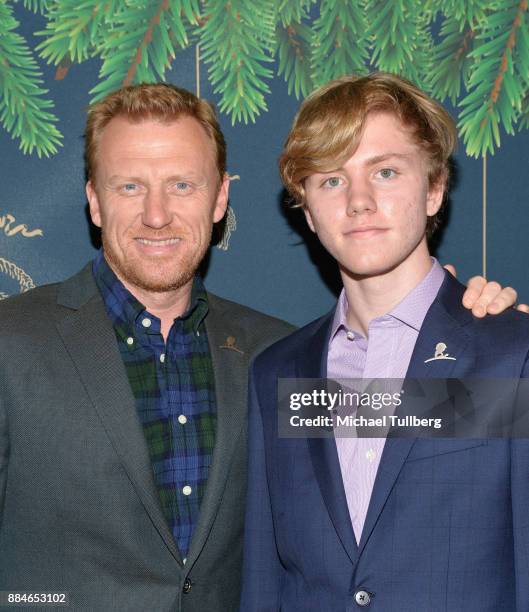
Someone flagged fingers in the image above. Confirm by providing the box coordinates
[443,264,456,277]
[462,275,487,315]
[462,276,518,317]
[516,303,529,314]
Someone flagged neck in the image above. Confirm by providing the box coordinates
[341,241,433,337]
[123,278,193,343]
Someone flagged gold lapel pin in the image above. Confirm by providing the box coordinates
[220,335,244,354]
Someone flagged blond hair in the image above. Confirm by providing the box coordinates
[279,72,457,236]
[85,83,226,183]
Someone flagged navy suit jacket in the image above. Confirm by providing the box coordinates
[241,273,529,612]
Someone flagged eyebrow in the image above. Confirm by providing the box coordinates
[363,152,414,166]
[312,152,416,176]
[106,173,206,184]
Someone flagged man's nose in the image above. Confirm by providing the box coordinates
[141,190,172,228]
[346,182,377,217]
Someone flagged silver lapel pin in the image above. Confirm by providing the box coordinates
[424,342,457,363]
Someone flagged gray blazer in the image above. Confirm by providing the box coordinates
[0,264,294,611]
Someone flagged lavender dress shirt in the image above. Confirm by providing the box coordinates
[327,259,445,543]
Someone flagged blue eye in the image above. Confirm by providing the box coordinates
[123,183,137,192]
[324,176,342,187]
[379,168,395,179]
[176,182,189,190]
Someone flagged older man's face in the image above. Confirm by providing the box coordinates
[86,115,228,295]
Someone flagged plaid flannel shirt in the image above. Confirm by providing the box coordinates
[93,251,216,558]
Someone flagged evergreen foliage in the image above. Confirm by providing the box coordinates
[276,0,313,98]
[311,0,368,87]
[0,1,62,157]
[459,0,529,157]
[200,0,276,124]
[3,0,529,157]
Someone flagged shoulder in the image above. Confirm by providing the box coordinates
[252,309,333,372]
[443,275,529,344]
[436,274,529,370]
[0,263,97,339]
[0,282,61,332]
[469,307,529,352]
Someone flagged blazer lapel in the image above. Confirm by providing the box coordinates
[55,267,182,564]
[302,312,359,563]
[358,273,472,556]
[185,297,249,566]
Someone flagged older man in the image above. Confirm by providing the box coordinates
[0,82,521,612]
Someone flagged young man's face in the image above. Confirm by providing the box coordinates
[86,115,229,295]
[303,112,444,281]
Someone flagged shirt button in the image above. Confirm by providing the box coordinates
[141,317,151,328]
[346,331,355,341]
[178,414,187,425]
[366,449,376,462]
[159,353,165,363]
[196,329,200,337]
[354,590,371,607]
[126,337,134,346]
[182,485,192,496]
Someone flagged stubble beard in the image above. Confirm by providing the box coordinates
[101,230,209,294]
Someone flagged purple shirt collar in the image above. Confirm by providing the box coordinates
[331,258,446,339]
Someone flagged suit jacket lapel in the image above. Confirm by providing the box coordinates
[185,297,249,566]
[55,266,182,564]
[301,312,359,563]
[358,273,472,556]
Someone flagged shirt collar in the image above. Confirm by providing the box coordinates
[92,250,208,333]
[330,258,445,339]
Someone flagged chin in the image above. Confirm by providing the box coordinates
[125,264,196,293]
[339,256,393,279]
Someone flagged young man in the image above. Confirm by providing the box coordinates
[241,73,529,611]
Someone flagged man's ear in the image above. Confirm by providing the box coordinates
[213,174,230,223]
[303,204,316,233]
[86,181,102,228]
[426,176,445,217]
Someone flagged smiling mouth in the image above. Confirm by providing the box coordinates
[135,238,180,246]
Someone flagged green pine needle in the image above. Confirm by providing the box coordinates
[366,0,433,89]
[0,1,62,157]
[20,0,49,14]
[458,0,529,157]
[90,0,197,104]
[310,0,369,88]
[276,8,313,99]
[36,0,122,66]
[199,0,275,124]
[428,17,475,104]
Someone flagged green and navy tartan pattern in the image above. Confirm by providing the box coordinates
[93,251,216,558]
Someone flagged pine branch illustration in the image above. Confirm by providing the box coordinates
[429,16,475,104]
[0,1,62,157]
[458,0,529,157]
[311,0,368,88]
[36,0,122,66]
[276,0,312,99]
[199,0,275,124]
[366,0,432,88]
[90,0,199,103]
